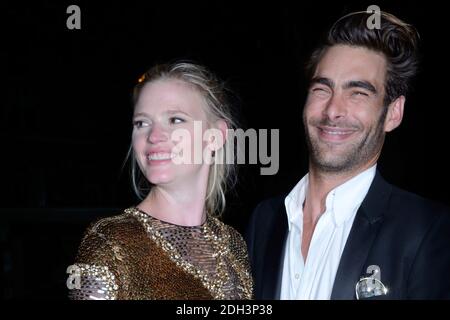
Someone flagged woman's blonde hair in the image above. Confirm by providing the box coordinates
[126,61,238,216]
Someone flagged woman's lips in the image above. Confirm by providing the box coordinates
[146,152,177,165]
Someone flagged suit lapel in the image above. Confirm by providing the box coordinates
[331,172,392,299]
[261,202,288,299]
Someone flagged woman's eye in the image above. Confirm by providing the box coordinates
[133,120,148,128]
[170,117,184,124]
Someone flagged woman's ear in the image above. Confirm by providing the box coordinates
[214,119,228,148]
[205,119,228,151]
[203,120,228,165]
[384,96,405,132]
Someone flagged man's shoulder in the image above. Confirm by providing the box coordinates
[365,172,449,222]
[388,183,450,220]
[371,176,450,239]
[247,194,290,234]
[253,194,287,216]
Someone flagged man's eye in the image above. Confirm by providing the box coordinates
[312,88,330,96]
[352,91,369,97]
[170,117,184,124]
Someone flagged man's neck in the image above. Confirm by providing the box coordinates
[304,163,375,224]
[300,163,375,261]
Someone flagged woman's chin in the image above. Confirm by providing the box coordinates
[146,173,175,185]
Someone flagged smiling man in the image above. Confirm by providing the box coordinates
[246,11,450,299]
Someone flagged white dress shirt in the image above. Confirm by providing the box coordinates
[280,165,377,300]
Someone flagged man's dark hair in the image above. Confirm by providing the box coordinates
[306,11,420,106]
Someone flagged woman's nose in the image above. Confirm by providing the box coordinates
[147,124,168,144]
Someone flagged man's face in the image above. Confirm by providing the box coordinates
[303,44,390,173]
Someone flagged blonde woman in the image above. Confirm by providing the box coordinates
[67,62,253,300]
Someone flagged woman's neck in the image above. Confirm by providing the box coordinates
[137,179,208,227]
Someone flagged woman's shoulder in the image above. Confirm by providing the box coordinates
[213,218,253,291]
[70,209,143,299]
[73,209,147,273]
[212,218,246,249]
[75,208,148,261]
[84,207,142,240]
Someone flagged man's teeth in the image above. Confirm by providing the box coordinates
[148,153,175,160]
[323,129,354,135]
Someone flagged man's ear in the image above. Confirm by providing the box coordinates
[384,96,405,132]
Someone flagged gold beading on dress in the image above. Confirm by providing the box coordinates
[67,207,253,300]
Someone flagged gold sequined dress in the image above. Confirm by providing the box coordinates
[67,207,253,300]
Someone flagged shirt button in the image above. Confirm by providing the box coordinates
[295,274,300,280]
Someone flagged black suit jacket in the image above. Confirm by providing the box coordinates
[245,171,450,299]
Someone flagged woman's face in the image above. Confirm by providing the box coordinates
[132,78,214,187]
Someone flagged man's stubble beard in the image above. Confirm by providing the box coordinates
[304,106,388,174]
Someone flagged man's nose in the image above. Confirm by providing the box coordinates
[323,93,347,120]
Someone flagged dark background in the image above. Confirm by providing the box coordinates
[2,0,449,299]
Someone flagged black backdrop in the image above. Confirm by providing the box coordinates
[2,1,449,299]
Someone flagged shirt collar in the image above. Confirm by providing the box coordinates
[327,165,377,226]
[284,165,377,229]
[284,174,308,231]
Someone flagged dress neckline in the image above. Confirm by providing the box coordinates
[133,206,209,229]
